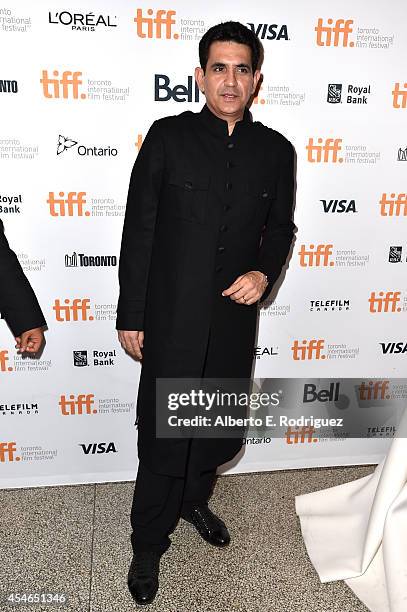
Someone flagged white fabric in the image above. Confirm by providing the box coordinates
[295,410,407,612]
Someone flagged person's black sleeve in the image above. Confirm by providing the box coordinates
[257,137,296,303]
[0,219,47,337]
[115,120,164,331]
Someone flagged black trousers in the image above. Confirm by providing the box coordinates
[130,436,217,554]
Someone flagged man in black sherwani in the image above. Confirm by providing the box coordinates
[116,21,295,605]
[0,219,46,352]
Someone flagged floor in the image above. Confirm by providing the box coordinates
[0,465,374,612]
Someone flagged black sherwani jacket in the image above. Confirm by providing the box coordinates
[0,219,46,337]
[116,103,296,476]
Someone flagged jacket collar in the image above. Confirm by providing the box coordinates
[199,103,252,137]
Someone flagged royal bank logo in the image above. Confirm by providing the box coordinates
[73,349,116,367]
[315,18,354,47]
[0,79,18,94]
[397,147,407,161]
[80,442,117,454]
[320,199,356,213]
[380,342,407,355]
[47,192,89,217]
[57,135,118,157]
[73,350,88,367]
[327,83,342,103]
[389,246,403,263]
[0,194,22,214]
[306,138,343,163]
[327,83,371,104]
[134,8,178,39]
[247,23,289,41]
[154,74,200,102]
[65,252,117,267]
[48,10,117,30]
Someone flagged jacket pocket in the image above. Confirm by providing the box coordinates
[245,178,276,225]
[166,172,210,224]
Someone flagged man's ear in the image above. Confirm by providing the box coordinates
[194,66,205,93]
[252,69,261,94]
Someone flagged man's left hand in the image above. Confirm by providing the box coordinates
[222,271,268,305]
[15,327,45,354]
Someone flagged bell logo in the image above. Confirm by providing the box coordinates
[315,18,354,47]
[359,380,390,400]
[380,193,407,216]
[0,442,19,462]
[47,191,89,217]
[59,394,96,415]
[368,291,401,313]
[134,8,178,39]
[298,244,334,267]
[291,339,326,360]
[40,69,86,99]
[53,298,94,321]
[0,350,13,372]
[306,138,343,163]
[392,83,407,109]
[285,426,318,444]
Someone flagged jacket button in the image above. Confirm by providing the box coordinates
[262,191,268,198]
[226,161,234,168]
[218,246,225,253]
[215,265,223,272]
[227,142,234,149]
[219,224,228,232]
[184,181,193,190]
[226,182,232,190]
[224,204,231,211]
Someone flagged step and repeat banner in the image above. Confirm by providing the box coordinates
[0,0,406,488]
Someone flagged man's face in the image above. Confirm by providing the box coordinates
[195,40,261,120]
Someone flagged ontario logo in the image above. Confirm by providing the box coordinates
[57,135,118,157]
[134,8,178,39]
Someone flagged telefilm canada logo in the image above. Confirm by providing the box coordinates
[309,299,350,312]
[65,252,117,267]
[57,135,118,157]
[48,10,117,31]
[327,83,371,104]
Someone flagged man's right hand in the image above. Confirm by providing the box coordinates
[118,330,144,361]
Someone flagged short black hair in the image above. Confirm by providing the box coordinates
[199,21,261,74]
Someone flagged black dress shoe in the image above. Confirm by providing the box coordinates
[127,550,161,605]
[182,505,230,547]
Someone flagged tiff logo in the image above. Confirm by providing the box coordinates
[59,394,96,415]
[392,83,407,109]
[285,426,317,444]
[134,8,178,39]
[53,298,94,321]
[380,193,407,216]
[359,380,390,400]
[0,442,19,462]
[0,349,13,372]
[306,138,343,163]
[47,192,89,217]
[40,70,85,99]
[298,244,334,267]
[368,291,401,313]
[315,18,354,47]
[291,339,326,360]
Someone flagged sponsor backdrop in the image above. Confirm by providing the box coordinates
[0,0,406,488]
